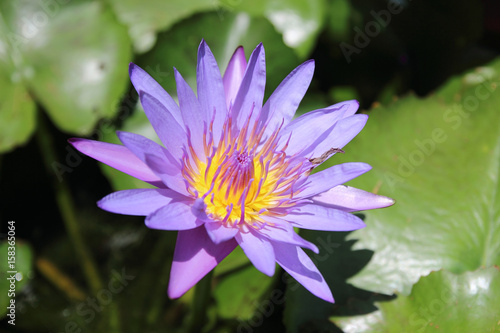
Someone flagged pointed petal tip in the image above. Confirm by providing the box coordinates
[354,219,367,230]
[294,59,315,77]
[251,42,265,56]
[67,137,104,155]
[167,281,190,299]
[198,39,211,54]
[310,243,320,254]
[355,162,373,173]
[303,58,315,67]
[68,137,95,150]
[261,264,276,277]
[341,99,360,114]
[232,46,246,63]
[381,195,396,208]
[323,292,335,303]
[67,137,81,146]
[96,197,105,209]
[128,62,141,78]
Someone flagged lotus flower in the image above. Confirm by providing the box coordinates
[70,40,394,303]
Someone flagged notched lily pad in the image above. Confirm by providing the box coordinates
[333,267,500,333]
[331,57,500,295]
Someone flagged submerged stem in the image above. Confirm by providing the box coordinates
[186,270,214,333]
[36,115,103,294]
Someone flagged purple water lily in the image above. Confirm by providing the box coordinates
[70,40,394,303]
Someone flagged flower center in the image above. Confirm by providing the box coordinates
[182,112,311,228]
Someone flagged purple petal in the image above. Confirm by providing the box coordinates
[235,229,276,276]
[223,46,247,108]
[274,242,334,303]
[129,63,183,126]
[286,203,366,231]
[98,188,180,216]
[232,43,266,129]
[197,40,227,144]
[312,185,395,212]
[205,222,238,244]
[303,114,368,161]
[280,100,360,157]
[258,218,319,253]
[116,131,187,195]
[299,162,372,199]
[139,92,187,160]
[260,60,315,136]
[146,201,203,230]
[318,114,368,154]
[174,68,205,160]
[68,138,162,186]
[168,226,237,298]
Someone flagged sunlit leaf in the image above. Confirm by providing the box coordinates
[328,58,500,295]
[214,265,276,320]
[334,268,500,333]
[0,62,36,153]
[108,0,219,53]
[220,0,327,58]
[0,0,132,135]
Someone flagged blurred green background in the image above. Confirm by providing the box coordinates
[1,0,500,332]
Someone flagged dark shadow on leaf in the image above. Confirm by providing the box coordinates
[282,219,397,333]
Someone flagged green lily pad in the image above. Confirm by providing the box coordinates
[108,0,219,53]
[0,0,132,135]
[334,268,500,332]
[0,239,34,319]
[0,61,36,153]
[326,0,352,40]
[328,57,500,295]
[214,264,277,320]
[219,0,327,58]
[137,10,299,100]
